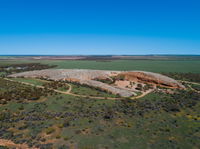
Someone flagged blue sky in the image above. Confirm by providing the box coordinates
[0,0,200,55]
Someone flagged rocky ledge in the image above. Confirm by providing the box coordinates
[9,69,184,97]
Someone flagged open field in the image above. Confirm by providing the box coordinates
[70,83,118,98]
[42,59,200,73]
[0,56,200,73]
[10,78,46,86]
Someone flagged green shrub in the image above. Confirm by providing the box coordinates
[63,136,69,141]
[45,127,55,134]
[56,135,61,139]
[0,146,9,149]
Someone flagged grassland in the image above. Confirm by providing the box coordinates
[42,59,200,73]
[1,59,200,73]
[70,83,118,98]
[10,78,45,86]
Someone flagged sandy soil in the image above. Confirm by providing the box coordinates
[114,80,131,88]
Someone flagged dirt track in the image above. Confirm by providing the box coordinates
[4,78,120,100]
[4,78,153,100]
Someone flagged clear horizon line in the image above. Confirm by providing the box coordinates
[0,54,200,56]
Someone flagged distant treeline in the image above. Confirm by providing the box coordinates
[0,63,56,76]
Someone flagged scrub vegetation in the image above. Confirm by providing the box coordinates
[0,78,199,149]
[0,57,200,149]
